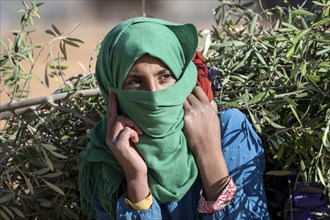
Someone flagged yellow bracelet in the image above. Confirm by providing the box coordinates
[124,192,153,210]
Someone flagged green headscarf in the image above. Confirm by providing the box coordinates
[78,17,198,219]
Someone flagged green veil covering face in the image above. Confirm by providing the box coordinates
[78,17,199,218]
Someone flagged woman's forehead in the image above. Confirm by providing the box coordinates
[132,54,166,67]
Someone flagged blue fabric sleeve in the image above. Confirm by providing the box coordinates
[94,108,271,219]
[201,108,270,220]
[116,195,163,220]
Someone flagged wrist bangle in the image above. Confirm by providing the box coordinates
[197,176,236,214]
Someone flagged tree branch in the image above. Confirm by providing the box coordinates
[0,88,101,120]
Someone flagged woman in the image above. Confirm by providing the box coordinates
[78,17,270,219]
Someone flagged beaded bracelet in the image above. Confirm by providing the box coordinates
[197,176,237,214]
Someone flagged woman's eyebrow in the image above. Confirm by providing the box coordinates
[157,68,172,76]
[126,68,172,78]
[126,71,145,78]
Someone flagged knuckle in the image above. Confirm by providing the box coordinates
[184,107,192,113]
[183,115,192,124]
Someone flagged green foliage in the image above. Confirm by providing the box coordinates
[0,0,84,102]
[1,1,89,219]
[0,0,329,219]
[0,73,103,219]
[0,1,43,100]
[202,0,330,216]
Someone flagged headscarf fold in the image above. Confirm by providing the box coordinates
[78,17,199,219]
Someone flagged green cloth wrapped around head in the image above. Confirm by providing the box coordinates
[78,17,199,218]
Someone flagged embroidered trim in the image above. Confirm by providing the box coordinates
[197,176,236,214]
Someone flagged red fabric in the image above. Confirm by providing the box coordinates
[192,51,213,101]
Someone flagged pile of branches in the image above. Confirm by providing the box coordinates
[0,73,105,219]
[0,0,329,219]
[202,0,329,218]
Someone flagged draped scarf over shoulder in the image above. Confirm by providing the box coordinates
[78,17,199,218]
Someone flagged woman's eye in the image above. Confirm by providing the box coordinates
[159,73,174,81]
[123,78,143,90]
[128,79,141,85]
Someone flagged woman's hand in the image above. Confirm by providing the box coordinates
[183,86,229,201]
[183,86,221,158]
[106,91,149,203]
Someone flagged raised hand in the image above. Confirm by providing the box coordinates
[106,90,149,203]
[183,86,221,158]
[183,86,229,201]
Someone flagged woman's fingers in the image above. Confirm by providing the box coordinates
[119,126,140,143]
[108,90,118,128]
[107,91,118,146]
[186,86,209,106]
[183,100,190,109]
[122,117,143,135]
[107,90,142,134]
[192,86,210,103]
[106,90,143,148]
[111,117,143,141]
[186,93,199,106]
[183,100,194,114]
